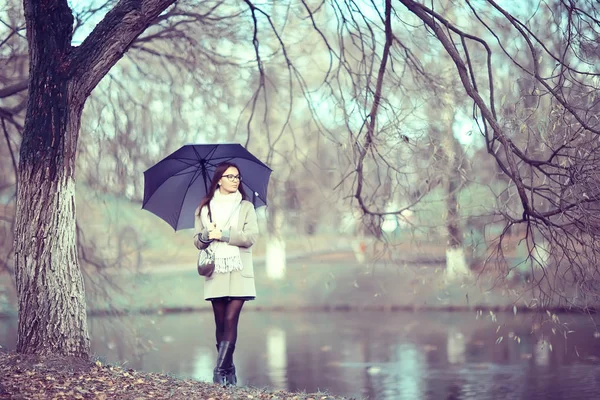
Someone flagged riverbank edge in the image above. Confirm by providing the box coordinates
[0,303,596,320]
[0,350,350,400]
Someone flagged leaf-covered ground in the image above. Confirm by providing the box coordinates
[0,351,349,400]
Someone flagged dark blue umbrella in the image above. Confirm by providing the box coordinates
[142,143,272,230]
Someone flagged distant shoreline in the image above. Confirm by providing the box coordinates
[1,303,595,320]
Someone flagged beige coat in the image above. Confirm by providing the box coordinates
[194,200,258,300]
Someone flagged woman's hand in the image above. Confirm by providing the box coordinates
[208,223,223,241]
[208,229,222,241]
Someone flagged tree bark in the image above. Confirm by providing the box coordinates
[436,94,470,280]
[446,171,462,249]
[15,0,176,357]
[444,160,470,280]
[15,0,89,357]
[441,131,471,280]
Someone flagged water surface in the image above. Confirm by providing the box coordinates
[1,311,599,399]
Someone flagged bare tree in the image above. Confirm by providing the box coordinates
[277,0,600,307]
[393,0,600,307]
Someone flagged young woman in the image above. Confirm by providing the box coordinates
[193,162,258,386]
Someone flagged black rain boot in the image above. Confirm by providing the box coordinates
[213,341,232,385]
[223,343,237,386]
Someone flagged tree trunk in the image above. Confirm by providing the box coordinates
[435,91,470,281]
[443,133,471,280]
[265,206,286,280]
[14,0,90,357]
[14,0,177,357]
[445,170,471,280]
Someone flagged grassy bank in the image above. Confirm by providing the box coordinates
[0,245,580,318]
[69,251,540,316]
[75,187,364,269]
[1,186,574,317]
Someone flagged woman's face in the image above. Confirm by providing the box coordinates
[218,166,241,194]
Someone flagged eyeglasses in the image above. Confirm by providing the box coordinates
[222,174,241,182]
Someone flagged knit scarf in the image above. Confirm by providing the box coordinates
[201,190,243,274]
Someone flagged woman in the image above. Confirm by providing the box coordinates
[193,162,258,386]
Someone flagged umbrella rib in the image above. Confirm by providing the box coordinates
[170,158,201,166]
[205,154,271,169]
[171,168,199,177]
[191,144,219,162]
[174,164,205,230]
[142,162,200,209]
[201,158,269,173]
[174,145,219,229]
[192,144,218,194]
[196,143,270,169]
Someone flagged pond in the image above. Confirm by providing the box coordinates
[1,310,600,399]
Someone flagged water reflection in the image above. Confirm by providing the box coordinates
[192,345,214,382]
[266,327,287,389]
[396,343,425,399]
[1,311,600,399]
[534,338,551,367]
[447,328,466,364]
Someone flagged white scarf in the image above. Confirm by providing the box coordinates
[201,190,243,274]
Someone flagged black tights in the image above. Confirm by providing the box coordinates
[211,298,246,345]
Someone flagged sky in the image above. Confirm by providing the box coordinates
[68,0,111,46]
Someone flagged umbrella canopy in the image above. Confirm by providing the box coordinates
[142,143,271,230]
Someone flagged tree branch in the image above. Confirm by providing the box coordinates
[0,80,28,99]
[398,0,534,220]
[355,0,393,216]
[1,118,18,183]
[70,0,177,97]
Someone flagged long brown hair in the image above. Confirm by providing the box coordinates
[197,162,247,219]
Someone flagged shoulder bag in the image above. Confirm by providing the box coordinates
[197,201,243,277]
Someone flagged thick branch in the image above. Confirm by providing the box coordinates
[1,119,18,181]
[0,80,28,99]
[70,0,177,97]
[486,0,600,135]
[398,0,534,219]
[355,0,392,215]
